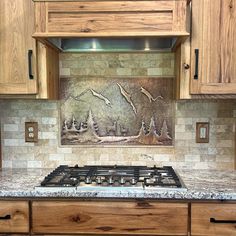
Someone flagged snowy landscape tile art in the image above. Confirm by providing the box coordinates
[60,77,174,146]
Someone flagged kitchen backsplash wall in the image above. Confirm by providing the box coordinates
[0,53,235,169]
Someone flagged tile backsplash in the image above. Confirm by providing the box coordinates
[0,53,235,169]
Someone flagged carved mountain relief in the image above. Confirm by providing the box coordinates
[60,77,173,146]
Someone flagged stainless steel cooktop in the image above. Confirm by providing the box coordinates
[35,165,187,191]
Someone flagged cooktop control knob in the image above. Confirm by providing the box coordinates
[85,176,91,184]
[108,177,114,185]
[96,177,102,184]
[120,177,125,185]
[131,178,136,185]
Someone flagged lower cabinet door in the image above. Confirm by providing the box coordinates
[0,201,29,233]
[32,201,188,235]
[191,203,236,236]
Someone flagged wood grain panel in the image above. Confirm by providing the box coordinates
[0,201,29,233]
[191,0,236,95]
[34,1,189,37]
[191,203,236,236]
[37,42,59,99]
[48,12,173,33]
[35,2,47,33]
[0,0,37,94]
[47,1,174,12]
[32,201,188,235]
[173,0,187,31]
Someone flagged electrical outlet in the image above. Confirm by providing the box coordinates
[196,122,209,143]
[25,122,38,143]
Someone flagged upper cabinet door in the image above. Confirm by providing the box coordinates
[0,0,37,94]
[191,0,236,94]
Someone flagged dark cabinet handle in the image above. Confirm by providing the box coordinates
[210,218,236,224]
[28,50,34,80]
[0,214,11,220]
[194,49,199,80]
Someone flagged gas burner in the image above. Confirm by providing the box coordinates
[38,165,186,190]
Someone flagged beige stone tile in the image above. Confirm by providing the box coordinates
[42,117,57,125]
[27,161,42,168]
[12,161,28,168]
[176,118,192,125]
[3,131,24,139]
[39,132,57,139]
[116,68,132,76]
[153,154,172,162]
[184,154,201,162]
[175,124,185,132]
[216,155,234,163]
[57,147,72,154]
[200,155,216,162]
[131,68,147,76]
[49,154,65,161]
[175,132,194,140]
[12,153,35,161]
[4,139,19,146]
[147,68,163,76]
[3,124,19,132]
[2,160,12,168]
[217,140,233,148]
[60,68,70,76]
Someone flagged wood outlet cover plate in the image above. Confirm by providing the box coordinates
[25,122,38,143]
[196,122,209,143]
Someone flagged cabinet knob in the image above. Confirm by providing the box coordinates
[183,63,190,70]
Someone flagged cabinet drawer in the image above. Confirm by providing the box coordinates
[0,201,29,233]
[191,203,236,236]
[32,201,188,235]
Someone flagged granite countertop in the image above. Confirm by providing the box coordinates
[0,168,235,200]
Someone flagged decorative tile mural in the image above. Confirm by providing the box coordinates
[60,77,174,146]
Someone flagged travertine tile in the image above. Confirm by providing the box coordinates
[185,154,201,162]
[147,68,163,76]
[42,117,57,125]
[49,154,65,161]
[2,161,12,168]
[60,68,70,76]
[4,139,19,146]
[27,161,42,168]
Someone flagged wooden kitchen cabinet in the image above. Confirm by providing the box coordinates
[32,201,188,235]
[190,0,236,95]
[33,0,189,38]
[191,203,236,236]
[0,0,37,95]
[0,201,29,233]
[0,0,59,99]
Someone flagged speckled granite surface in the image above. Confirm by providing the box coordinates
[0,168,235,200]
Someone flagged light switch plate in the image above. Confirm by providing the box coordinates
[25,122,38,143]
[196,122,209,143]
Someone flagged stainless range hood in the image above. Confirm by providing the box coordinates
[48,37,178,53]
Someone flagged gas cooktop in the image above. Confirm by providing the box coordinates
[36,165,187,191]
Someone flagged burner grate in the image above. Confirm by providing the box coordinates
[40,165,185,189]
